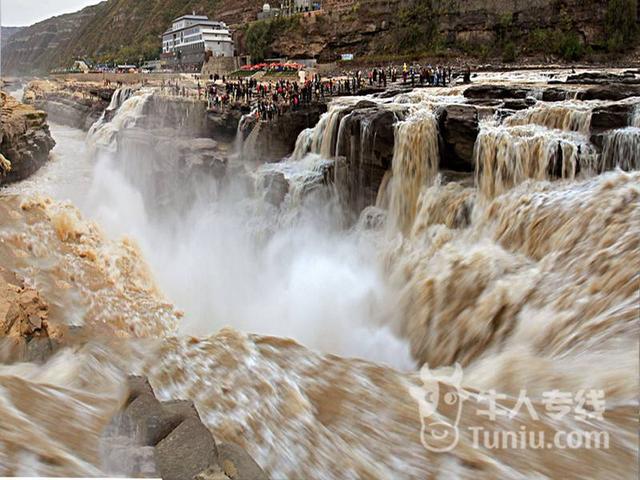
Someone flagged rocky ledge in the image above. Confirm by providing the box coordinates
[0,91,55,185]
[24,80,115,131]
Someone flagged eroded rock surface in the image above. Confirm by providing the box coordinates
[25,80,114,130]
[0,91,55,184]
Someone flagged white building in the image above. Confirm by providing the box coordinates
[162,14,234,61]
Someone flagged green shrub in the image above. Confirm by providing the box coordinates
[605,0,638,52]
[525,28,585,61]
[245,17,299,62]
[391,0,439,54]
[557,31,584,60]
[502,41,517,62]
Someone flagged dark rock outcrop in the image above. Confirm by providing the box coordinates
[464,85,532,100]
[589,103,637,150]
[334,105,399,214]
[207,108,245,142]
[0,91,55,185]
[244,103,327,162]
[565,71,640,85]
[577,84,640,101]
[541,88,570,102]
[590,104,634,134]
[437,105,479,172]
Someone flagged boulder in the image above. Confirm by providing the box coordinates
[217,442,268,480]
[437,105,479,172]
[125,393,185,446]
[155,417,219,480]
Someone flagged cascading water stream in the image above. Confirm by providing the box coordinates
[2,74,639,479]
[387,110,440,233]
[87,89,152,153]
[473,123,598,199]
[503,102,593,133]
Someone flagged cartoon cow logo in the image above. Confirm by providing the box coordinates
[409,363,465,453]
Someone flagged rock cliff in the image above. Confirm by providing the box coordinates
[2,0,636,75]
[24,80,115,131]
[0,92,56,184]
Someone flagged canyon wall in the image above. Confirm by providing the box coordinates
[0,92,55,184]
[2,0,636,75]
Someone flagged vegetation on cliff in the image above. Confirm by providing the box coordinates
[245,17,301,62]
[605,0,638,52]
[1,0,638,74]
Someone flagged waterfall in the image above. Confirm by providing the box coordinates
[87,87,134,133]
[291,127,315,160]
[234,109,257,158]
[87,91,152,153]
[291,102,353,160]
[600,127,640,171]
[107,87,134,112]
[387,110,440,233]
[504,102,593,133]
[474,124,597,199]
[631,104,640,128]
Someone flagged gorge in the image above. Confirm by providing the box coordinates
[0,68,638,479]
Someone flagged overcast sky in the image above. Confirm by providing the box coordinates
[1,0,101,27]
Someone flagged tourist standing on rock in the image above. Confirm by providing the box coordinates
[463,64,471,83]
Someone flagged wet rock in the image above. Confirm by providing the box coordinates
[335,106,398,214]
[261,171,290,206]
[0,91,55,184]
[502,98,537,111]
[541,88,570,102]
[577,84,640,101]
[127,376,155,404]
[217,442,268,480]
[464,85,531,100]
[565,71,640,84]
[244,103,327,162]
[155,417,219,480]
[590,104,634,133]
[125,393,185,446]
[437,105,479,172]
[207,108,244,142]
[357,206,387,231]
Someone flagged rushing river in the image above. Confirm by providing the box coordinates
[0,72,638,478]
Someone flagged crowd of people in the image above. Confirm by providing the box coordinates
[157,62,471,122]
